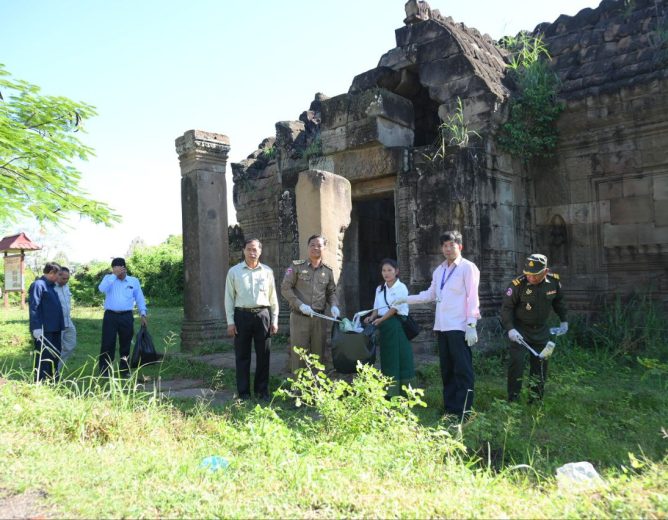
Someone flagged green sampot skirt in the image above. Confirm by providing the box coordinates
[378,315,415,392]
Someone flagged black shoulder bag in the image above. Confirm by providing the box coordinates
[383,285,420,340]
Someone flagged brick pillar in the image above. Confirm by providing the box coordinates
[176,130,230,350]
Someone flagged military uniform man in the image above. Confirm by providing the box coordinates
[281,234,339,372]
[501,254,568,402]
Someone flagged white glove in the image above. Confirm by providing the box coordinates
[392,297,408,305]
[559,322,569,335]
[465,326,478,346]
[299,303,314,317]
[331,306,340,319]
[32,328,43,340]
[508,329,523,343]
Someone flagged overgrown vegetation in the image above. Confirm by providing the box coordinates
[497,33,564,162]
[426,97,479,161]
[69,235,183,307]
[297,132,322,161]
[0,298,666,517]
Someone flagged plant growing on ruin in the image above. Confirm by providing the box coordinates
[497,33,564,162]
[300,133,322,161]
[260,145,277,161]
[427,97,480,161]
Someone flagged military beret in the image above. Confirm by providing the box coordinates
[523,254,547,275]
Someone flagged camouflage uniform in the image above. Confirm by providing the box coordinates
[501,269,567,401]
[281,260,338,372]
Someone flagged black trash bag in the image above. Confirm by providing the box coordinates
[331,323,377,374]
[130,325,163,368]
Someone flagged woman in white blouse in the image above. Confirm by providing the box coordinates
[364,258,415,397]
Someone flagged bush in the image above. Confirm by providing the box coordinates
[127,235,183,307]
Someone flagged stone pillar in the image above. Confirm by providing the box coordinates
[295,170,352,284]
[176,130,230,350]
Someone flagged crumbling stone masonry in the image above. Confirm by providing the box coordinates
[178,0,668,347]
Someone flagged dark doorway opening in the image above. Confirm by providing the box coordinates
[342,196,397,314]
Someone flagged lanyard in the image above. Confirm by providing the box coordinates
[440,263,458,290]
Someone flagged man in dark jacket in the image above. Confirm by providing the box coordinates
[28,262,65,382]
[501,254,568,402]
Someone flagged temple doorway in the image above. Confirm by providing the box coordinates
[342,195,397,314]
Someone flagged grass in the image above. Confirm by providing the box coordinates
[0,304,666,517]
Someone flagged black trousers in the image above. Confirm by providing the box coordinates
[100,311,134,376]
[508,341,549,402]
[437,330,474,415]
[234,308,271,398]
[33,331,62,382]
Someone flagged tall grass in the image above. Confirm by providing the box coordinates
[0,302,666,517]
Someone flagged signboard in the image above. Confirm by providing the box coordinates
[4,255,23,291]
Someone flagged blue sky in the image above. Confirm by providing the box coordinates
[0,0,599,263]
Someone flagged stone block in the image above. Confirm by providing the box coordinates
[349,67,402,95]
[602,223,639,247]
[321,88,414,130]
[378,45,417,70]
[654,175,668,201]
[295,170,352,284]
[637,224,668,246]
[598,200,611,223]
[655,200,668,227]
[322,146,404,182]
[419,54,473,88]
[395,19,449,47]
[570,179,591,204]
[598,179,622,199]
[416,35,460,63]
[610,196,652,224]
[623,175,650,197]
[321,126,347,155]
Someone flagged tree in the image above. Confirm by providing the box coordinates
[0,63,119,225]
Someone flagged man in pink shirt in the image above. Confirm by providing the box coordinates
[395,230,480,417]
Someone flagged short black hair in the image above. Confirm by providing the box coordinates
[440,230,463,246]
[307,234,327,246]
[59,266,70,273]
[111,257,126,267]
[43,262,61,274]
[380,258,398,270]
[244,238,262,249]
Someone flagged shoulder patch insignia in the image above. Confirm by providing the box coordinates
[548,271,560,280]
[512,278,521,286]
[506,287,513,296]
[292,259,306,265]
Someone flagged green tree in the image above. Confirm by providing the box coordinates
[0,64,119,225]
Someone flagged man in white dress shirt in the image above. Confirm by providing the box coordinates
[395,230,480,417]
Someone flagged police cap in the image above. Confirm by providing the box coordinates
[523,254,547,275]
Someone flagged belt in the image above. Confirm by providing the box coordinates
[105,310,133,314]
[235,306,269,313]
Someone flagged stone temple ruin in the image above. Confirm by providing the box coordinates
[176,0,668,348]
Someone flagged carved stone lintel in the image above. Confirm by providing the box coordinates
[175,129,230,159]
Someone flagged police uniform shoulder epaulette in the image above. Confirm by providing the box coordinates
[547,271,560,280]
[321,262,333,271]
[292,259,306,265]
[511,275,526,286]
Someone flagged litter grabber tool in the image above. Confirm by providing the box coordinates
[352,304,389,323]
[310,310,342,323]
[516,337,556,359]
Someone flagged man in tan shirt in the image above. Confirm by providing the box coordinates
[225,238,279,400]
[281,234,339,372]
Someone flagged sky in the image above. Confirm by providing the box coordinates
[0,0,600,264]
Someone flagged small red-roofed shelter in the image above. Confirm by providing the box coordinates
[1,232,41,309]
